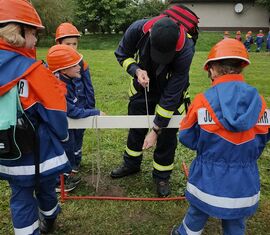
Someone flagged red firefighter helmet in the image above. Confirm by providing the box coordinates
[55,23,80,42]
[204,38,250,71]
[0,0,44,28]
[47,45,83,73]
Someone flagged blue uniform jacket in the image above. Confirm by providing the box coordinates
[179,74,270,219]
[255,33,264,46]
[57,60,100,119]
[115,19,194,127]
[267,32,270,50]
[0,40,71,186]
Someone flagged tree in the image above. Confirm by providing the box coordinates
[75,0,168,34]
[256,0,270,11]
[133,0,169,19]
[75,0,132,33]
[31,0,77,36]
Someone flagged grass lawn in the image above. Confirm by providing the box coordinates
[0,35,270,235]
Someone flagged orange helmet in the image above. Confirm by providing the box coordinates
[204,38,250,71]
[47,45,83,73]
[0,0,44,28]
[236,31,241,35]
[55,23,80,42]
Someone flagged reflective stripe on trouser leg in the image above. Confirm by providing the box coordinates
[74,129,85,165]
[124,94,156,169]
[125,146,143,157]
[222,217,247,235]
[9,183,39,235]
[124,128,147,169]
[36,178,60,219]
[178,205,209,235]
[152,127,178,180]
[62,129,76,168]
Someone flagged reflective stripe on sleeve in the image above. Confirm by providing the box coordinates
[153,161,174,171]
[122,58,136,71]
[156,105,174,118]
[14,220,39,235]
[187,182,260,209]
[178,103,186,115]
[128,78,137,97]
[178,89,191,114]
[125,146,142,157]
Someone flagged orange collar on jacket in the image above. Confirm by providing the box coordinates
[212,74,245,87]
[0,39,36,59]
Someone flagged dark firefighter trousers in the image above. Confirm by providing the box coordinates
[123,93,179,180]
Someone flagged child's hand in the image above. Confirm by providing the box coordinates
[100,111,106,116]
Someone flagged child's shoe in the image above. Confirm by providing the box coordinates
[170,225,180,235]
[55,180,76,193]
[39,217,56,234]
[66,173,81,185]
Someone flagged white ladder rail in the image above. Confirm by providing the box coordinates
[67,115,183,129]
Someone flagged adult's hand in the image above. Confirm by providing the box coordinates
[142,130,158,150]
[136,68,149,88]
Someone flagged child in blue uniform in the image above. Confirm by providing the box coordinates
[266,30,270,52]
[244,31,253,52]
[171,39,270,235]
[0,1,71,234]
[54,23,104,174]
[255,30,264,52]
[47,44,105,191]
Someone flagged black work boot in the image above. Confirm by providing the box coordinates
[155,179,171,197]
[39,217,56,234]
[110,164,140,178]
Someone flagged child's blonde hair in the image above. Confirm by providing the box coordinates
[0,23,25,47]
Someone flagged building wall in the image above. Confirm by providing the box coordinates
[177,2,270,31]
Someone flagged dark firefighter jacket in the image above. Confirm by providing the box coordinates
[115,19,195,127]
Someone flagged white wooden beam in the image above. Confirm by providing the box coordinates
[68,115,183,129]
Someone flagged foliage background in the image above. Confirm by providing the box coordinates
[31,0,270,36]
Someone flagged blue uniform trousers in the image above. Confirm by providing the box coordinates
[10,178,60,235]
[177,205,246,235]
[63,129,85,169]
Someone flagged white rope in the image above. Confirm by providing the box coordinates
[144,86,151,130]
[94,116,101,192]
[91,116,96,186]
[90,115,101,192]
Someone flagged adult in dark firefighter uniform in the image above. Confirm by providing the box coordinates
[111,17,195,197]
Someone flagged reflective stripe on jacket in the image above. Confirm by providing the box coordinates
[0,40,71,186]
[115,19,194,127]
[179,74,270,219]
